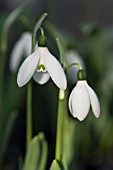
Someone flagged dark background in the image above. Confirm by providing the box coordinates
[1,0,113,170]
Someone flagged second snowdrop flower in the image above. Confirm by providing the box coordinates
[10,32,32,72]
[17,34,67,90]
[69,69,100,121]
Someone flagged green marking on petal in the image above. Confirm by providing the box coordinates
[37,64,46,72]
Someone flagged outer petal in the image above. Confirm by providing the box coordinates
[69,87,76,118]
[71,81,90,121]
[17,48,39,87]
[10,32,32,72]
[33,71,50,85]
[45,48,67,90]
[86,83,100,118]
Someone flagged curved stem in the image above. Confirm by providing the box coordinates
[55,89,65,161]
[26,81,32,150]
[66,63,82,71]
[26,13,48,150]
[32,13,48,52]
[40,27,44,35]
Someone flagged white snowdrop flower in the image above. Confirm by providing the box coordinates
[69,69,100,121]
[66,50,85,84]
[10,32,32,72]
[17,35,67,90]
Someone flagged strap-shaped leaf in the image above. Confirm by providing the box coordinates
[22,132,48,170]
[0,111,18,164]
[50,159,66,170]
[22,135,40,170]
[1,4,26,53]
[0,5,26,120]
[50,160,61,170]
[37,132,48,170]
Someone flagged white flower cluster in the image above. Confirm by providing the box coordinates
[10,32,100,121]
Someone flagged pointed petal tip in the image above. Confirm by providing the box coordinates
[17,78,24,87]
[61,79,67,90]
[71,112,77,118]
[77,115,86,121]
[95,110,100,118]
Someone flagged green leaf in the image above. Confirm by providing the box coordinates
[22,132,48,170]
[50,160,62,170]
[0,110,18,164]
[0,5,26,121]
[1,74,25,132]
[38,133,48,170]
[32,13,48,51]
[50,159,66,170]
[1,4,26,53]
[22,135,40,170]
[56,38,67,69]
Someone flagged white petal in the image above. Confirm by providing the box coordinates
[10,36,25,71]
[45,48,67,90]
[71,81,90,121]
[38,47,46,68]
[10,32,32,72]
[69,87,76,118]
[86,83,100,118]
[33,71,50,85]
[17,48,39,87]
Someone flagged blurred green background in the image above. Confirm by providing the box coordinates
[1,0,113,170]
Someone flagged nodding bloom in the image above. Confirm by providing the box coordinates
[66,50,85,84]
[17,35,67,90]
[10,32,32,72]
[69,69,100,121]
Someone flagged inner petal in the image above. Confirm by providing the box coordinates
[37,48,46,72]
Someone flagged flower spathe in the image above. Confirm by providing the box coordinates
[17,47,67,90]
[69,80,100,121]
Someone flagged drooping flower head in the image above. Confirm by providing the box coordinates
[17,33,67,90]
[69,69,100,121]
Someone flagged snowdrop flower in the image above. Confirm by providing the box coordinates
[10,32,32,72]
[66,50,85,84]
[17,35,67,90]
[69,69,100,121]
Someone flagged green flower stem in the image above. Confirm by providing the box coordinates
[40,27,44,35]
[38,133,48,170]
[55,89,65,161]
[26,13,48,150]
[66,63,82,71]
[26,82,32,150]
